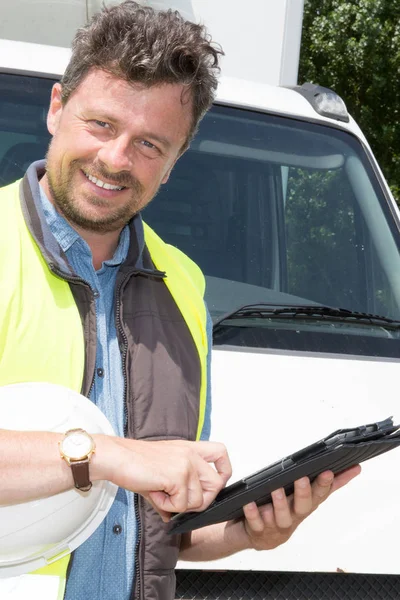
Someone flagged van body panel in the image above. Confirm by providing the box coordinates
[178,347,400,573]
[0,0,304,87]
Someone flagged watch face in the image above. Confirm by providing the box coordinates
[62,430,94,460]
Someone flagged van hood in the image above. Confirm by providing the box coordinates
[179,347,400,574]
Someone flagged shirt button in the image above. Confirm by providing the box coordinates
[113,524,122,535]
[93,290,100,299]
[97,368,104,378]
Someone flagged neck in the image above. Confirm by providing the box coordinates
[39,174,122,271]
[74,229,121,271]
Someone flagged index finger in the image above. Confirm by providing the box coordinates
[192,440,232,485]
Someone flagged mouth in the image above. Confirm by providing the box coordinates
[82,170,127,191]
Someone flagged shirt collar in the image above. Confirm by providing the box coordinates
[38,185,82,254]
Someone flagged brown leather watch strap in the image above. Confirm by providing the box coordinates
[70,458,92,492]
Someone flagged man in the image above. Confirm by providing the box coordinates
[0,2,360,599]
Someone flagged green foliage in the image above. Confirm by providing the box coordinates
[285,168,362,308]
[299,0,400,201]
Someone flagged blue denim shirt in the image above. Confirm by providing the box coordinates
[38,184,212,600]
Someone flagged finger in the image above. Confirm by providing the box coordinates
[148,490,176,516]
[257,501,276,527]
[146,492,172,522]
[150,449,225,514]
[194,457,227,511]
[311,470,335,506]
[213,451,233,485]
[151,475,191,514]
[243,502,264,533]
[293,477,313,516]
[192,441,233,484]
[148,477,203,515]
[186,470,205,510]
[330,464,361,493]
[169,467,207,512]
[271,488,292,529]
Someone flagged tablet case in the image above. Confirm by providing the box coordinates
[168,417,400,535]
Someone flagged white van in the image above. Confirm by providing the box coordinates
[1,1,400,598]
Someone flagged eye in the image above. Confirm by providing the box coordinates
[140,139,156,150]
[94,120,110,128]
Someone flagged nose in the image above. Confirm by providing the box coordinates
[97,135,132,173]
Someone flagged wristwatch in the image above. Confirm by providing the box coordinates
[59,428,96,492]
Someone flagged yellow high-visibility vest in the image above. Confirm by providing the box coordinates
[0,179,207,597]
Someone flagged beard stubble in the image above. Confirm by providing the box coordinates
[45,152,150,234]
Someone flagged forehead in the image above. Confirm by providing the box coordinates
[66,69,193,135]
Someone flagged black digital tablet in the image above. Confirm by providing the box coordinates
[168,417,400,535]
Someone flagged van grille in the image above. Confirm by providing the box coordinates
[176,570,400,599]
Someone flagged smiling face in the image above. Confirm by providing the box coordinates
[42,69,193,234]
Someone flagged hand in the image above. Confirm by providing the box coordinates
[96,436,232,521]
[241,465,361,551]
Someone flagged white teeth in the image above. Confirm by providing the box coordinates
[85,172,124,191]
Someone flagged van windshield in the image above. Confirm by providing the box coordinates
[2,73,400,357]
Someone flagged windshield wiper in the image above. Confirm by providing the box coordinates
[213,303,400,335]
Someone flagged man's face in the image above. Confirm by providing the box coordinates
[44,69,193,233]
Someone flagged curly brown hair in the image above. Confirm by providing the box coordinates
[61,1,223,145]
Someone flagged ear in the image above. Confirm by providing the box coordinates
[47,83,64,135]
[161,146,188,184]
[161,167,173,185]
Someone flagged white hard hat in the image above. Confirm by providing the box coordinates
[0,382,118,578]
